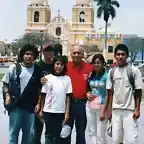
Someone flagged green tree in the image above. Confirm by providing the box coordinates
[125,37,142,62]
[83,44,102,62]
[11,33,55,55]
[94,0,120,52]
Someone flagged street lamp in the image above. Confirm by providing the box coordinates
[54,39,62,56]
[40,30,44,61]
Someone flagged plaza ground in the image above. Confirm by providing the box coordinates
[0,67,144,144]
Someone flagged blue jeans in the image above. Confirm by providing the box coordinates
[67,99,87,144]
[9,108,35,144]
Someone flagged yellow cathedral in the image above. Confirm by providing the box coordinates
[25,0,123,63]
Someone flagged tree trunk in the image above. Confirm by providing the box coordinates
[103,22,108,60]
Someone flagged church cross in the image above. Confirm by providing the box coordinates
[57,9,60,17]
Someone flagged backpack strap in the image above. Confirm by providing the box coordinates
[110,67,116,88]
[14,63,21,95]
[15,63,21,77]
[126,65,135,90]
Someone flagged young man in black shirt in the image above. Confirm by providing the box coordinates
[35,44,55,144]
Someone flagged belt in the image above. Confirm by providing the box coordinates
[72,99,87,103]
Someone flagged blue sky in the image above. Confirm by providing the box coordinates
[0,0,144,42]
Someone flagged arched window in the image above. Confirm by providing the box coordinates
[79,11,85,22]
[34,11,39,22]
[56,27,61,36]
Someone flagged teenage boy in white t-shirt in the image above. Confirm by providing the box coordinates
[102,44,142,144]
[41,55,72,144]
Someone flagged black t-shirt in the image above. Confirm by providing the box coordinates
[36,60,52,76]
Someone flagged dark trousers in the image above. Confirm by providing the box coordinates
[34,115,44,144]
[43,112,65,144]
[67,99,87,144]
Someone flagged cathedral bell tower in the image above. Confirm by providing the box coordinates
[71,0,95,44]
[25,0,51,33]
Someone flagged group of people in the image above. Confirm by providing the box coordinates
[2,42,142,144]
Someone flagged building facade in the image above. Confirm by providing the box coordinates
[26,0,123,62]
[47,10,71,55]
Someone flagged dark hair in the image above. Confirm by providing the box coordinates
[89,53,106,80]
[54,43,62,56]
[42,44,55,52]
[51,55,68,76]
[114,44,129,56]
[19,44,39,61]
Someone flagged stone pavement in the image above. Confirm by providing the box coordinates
[1,98,144,144]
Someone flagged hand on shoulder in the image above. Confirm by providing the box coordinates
[41,76,48,85]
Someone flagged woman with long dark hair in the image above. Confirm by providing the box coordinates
[86,53,108,144]
[41,55,72,144]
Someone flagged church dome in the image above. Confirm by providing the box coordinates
[76,0,91,5]
[51,16,66,23]
[51,9,67,23]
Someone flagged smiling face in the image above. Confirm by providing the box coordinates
[23,51,34,64]
[93,58,104,73]
[70,45,84,64]
[54,61,64,74]
[115,50,127,67]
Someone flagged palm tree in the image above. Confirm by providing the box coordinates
[94,0,120,56]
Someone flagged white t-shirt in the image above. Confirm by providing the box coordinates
[106,65,142,110]
[41,74,72,113]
